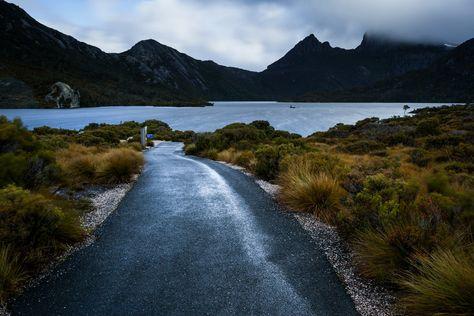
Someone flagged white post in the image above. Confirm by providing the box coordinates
[140,126,147,148]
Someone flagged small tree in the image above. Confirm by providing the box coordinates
[403,105,410,116]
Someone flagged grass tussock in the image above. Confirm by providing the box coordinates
[217,148,256,169]
[0,245,24,303]
[58,145,144,186]
[278,155,345,222]
[96,148,144,184]
[400,249,474,315]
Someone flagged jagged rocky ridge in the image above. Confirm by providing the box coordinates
[0,0,472,107]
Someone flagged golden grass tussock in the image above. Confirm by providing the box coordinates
[399,249,474,315]
[217,149,256,169]
[353,226,411,283]
[278,155,346,222]
[217,148,238,163]
[58,145,144,186]
[0,245,24,303]
[96,148,144,184]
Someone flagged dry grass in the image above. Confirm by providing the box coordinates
[0,245,24,303]
[217,149,256,169]
[217,149,238,163]
[399,249,474,315]
[58,145,144,186]
[353,227,410,283]
[278,157,345,222]
[96,148,144,184]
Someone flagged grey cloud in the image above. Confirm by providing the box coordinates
[10,0,474,71]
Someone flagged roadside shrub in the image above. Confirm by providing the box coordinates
[234,150,256,169]
[254,145,280,180]
[0,245,24,303]
[184,143,198,155]
[400,249,474,315]
[0,185,85,266]
[0,151,60,189]
[96,148,144,184]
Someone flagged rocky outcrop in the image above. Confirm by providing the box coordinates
[45,82,80,108]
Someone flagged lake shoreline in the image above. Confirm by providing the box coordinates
[0,101,448,136]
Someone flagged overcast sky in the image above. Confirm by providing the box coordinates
[10,0,474,71]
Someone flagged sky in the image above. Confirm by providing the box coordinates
[9,0,474,71]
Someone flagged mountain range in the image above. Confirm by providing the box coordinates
[0,0,472,107]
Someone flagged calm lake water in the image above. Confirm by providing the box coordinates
[0,101,447,136]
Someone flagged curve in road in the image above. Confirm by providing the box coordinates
[12,142,357,315]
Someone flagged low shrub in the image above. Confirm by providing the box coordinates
[0,185,85,253]
[340,140,385,154]
[416,118,441,136]
[255,145,280,180]
[234,150,256,169]
[409,148,430,167]
[399,249,474,315]
[425,172,451,195]
[184,143,198,155]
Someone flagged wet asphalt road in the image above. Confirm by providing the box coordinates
[12,142,357,315]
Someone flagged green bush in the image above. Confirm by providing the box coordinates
[254,145,280,180]
[341,140,385,154]
[425,172,450,195]
[0,185,85,269]
[416,118,441,136]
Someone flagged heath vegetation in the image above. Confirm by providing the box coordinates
[0,116,181,302]
[185,105,474,315]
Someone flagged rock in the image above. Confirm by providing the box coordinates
[45,82,80,108]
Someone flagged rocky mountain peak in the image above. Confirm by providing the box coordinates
[292,33,333,53]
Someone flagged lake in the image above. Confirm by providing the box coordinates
[0,101,448,136]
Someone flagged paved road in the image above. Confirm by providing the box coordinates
[12,142,357,315]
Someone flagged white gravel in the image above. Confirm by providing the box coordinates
[217,160,395,316]
[82,178,136,230]
[294,214,396,316]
